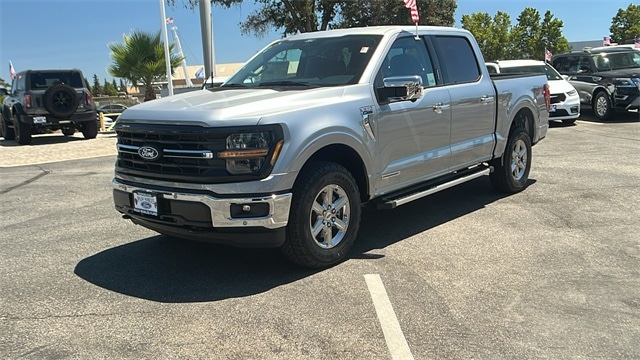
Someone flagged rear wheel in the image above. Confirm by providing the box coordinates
[81,120,98,139]
[490,126,532,193]
[593,91,612,121]
[281,161,361,268]
[14,114,32,145]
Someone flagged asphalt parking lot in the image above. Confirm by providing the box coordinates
[1,109,639,359]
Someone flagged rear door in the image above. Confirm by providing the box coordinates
[431,35,496,168]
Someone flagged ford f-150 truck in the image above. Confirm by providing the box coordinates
[112,26,550,268]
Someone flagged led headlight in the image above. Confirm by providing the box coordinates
[567,89,578,96]
[218,132,283,175]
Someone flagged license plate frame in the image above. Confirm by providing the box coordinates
[133,192,159,216]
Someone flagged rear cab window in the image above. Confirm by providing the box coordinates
[432,36,481,84]
[28,71,84,90]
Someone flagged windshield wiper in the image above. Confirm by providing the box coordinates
[219,83,248,88]
[257,81,315,87]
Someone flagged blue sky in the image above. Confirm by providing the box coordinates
[0,0,634,84]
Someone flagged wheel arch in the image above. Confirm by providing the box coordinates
[299,144,370,203]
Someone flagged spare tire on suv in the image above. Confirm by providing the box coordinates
[43,84,79,118]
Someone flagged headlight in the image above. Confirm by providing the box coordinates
[567,89,578,96]
[218,131,283,175]
[612,77,637,88]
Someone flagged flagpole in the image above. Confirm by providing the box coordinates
[160,0,173,97]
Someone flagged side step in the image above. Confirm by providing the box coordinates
[376,165,492,209]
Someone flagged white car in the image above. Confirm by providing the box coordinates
[487,60,580,124]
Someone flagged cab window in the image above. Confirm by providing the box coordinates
[375,36,437,88]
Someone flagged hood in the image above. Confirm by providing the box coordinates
[118,87,346,127]
[594,68,640,78]
[548,79,577,95]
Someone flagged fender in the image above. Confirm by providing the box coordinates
[493,95,540,159]
[589,84,613,104]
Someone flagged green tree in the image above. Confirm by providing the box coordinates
[92,74,103,97]
[511,8,570,60]
[108,30,184,101]
[103,79,118,96]
[0,77,10,88]
[461,11,512,61]
[610,3,640,44]
[119,79,128,94]
[338,0,455,29]
[167,0,455,37]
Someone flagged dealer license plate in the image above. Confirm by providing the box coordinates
[33,116,47,124]
[133,192,158,216]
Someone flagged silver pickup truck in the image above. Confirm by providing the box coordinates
[112,26,549,268]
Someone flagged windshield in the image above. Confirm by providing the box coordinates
[499,64,563,81]
[592,51,640,71]
[223,35,382,89]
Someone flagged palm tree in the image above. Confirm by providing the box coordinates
[108,30,184,101]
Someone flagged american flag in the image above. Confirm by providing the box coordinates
[545,48,552,62]
[9,61,15,80]
[636,37,640,49]
[403,0,419,23]
[166,17,174,24]
[603,36,611,46]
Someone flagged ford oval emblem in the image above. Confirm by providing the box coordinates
[138,146,160,161]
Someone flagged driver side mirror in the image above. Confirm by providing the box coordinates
[377,75,423,104]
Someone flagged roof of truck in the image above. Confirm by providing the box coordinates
[282,25,470,40]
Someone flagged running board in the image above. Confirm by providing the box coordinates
[376,165,491,209]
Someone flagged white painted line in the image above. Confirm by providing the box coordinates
[364,274,415,360]
[575,120,603,125]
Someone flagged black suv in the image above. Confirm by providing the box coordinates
[551,48,640,120]
[1,69,97,145]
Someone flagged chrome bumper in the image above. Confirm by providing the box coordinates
[112,179,292,229]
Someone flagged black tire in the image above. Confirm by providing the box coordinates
[490,127,532,193]
[593,91,612,121]
[43,84,78,118]
[562,119,577,125]
[1,110,16,140]
[81,120,98,139]
[281,161,361,268]
[14,113,32,145]
[62,127,75,136]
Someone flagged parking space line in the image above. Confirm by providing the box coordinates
[575,120,604,125]
[364,274,415,360]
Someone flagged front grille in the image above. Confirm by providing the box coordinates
[115,123,282,184]
[550,93,566,104]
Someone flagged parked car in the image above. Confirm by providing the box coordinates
[97,104,128,128]
[97,103,128,114]
[551,48,640,120]
[112,26,549,268]
[1,69,97,144]
[487,60,580,124]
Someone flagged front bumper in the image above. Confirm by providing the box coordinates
[112,178,292,247]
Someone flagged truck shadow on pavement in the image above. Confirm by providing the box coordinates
[74,177,527,303]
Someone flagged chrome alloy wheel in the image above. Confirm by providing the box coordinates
[510,139,528,181]
[309,184,351,249]
[595,95,609,117]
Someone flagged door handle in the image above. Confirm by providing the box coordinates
[432,102,450,114]
[480,95,495,103]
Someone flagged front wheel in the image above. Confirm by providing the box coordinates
[281,161,361,268]
[490,128,532,193]
[1,112,16,140]
[593,91,612,121]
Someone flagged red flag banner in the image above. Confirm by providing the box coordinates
[403,0,419,23]
[545,48,553,62]
[166,17,174,24]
